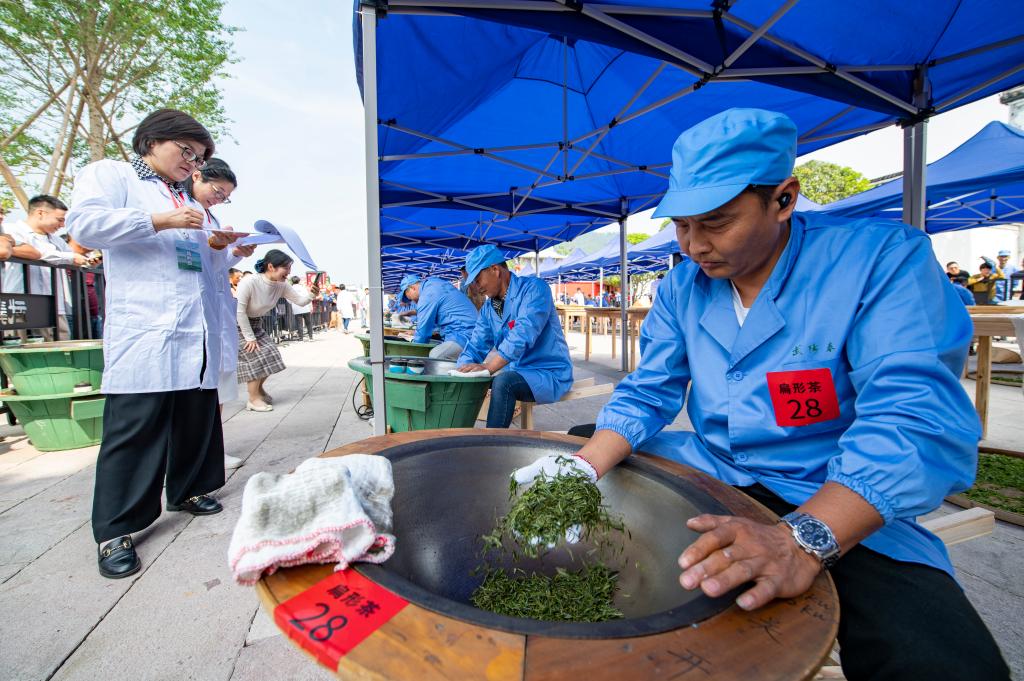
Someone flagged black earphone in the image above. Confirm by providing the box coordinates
[778,193,792,208]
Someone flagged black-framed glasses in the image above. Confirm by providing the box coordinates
[174,141,207,169]
[210,184,232,205]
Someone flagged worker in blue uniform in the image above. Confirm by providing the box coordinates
[514,109,1007,680]
[456,244,573,428]
[398,273,479,360]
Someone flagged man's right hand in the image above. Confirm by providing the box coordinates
[151,206,205,231]
[512,454,598,486]
[72,253,89,267]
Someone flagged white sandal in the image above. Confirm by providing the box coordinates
[246,401,273,412]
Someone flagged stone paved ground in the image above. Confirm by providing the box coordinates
[0,327,1020,680]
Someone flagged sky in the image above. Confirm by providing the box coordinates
[209,2,1014,281]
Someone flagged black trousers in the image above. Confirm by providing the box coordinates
[566,425,1010,681]
[294,312,314,340]
[92,388,225,543]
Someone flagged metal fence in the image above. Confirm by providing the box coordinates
[0,257,104,340]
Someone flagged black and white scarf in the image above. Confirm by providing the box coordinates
[130,156,188,194]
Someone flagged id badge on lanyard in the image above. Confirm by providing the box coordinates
[165,187,203,272]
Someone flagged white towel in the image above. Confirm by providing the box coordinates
[448,368,490,377]
[228,454,396,586]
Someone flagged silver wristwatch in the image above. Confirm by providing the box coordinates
[780,512,840,570]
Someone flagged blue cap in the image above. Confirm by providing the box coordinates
[653,108,798,219]
[399,274,421,302]
[464,244,506,287]
[998,250,1011,257]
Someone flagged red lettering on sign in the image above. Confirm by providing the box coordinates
[274,569,408,671]
[766,368,840,427]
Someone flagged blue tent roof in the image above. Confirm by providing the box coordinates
[814,121,1024,232]
[357,1,1024,281]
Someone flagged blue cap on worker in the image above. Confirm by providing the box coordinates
[463,244,507,287]
[399,274,420,302]
[998,249,1011,257]
[653,108,798,219]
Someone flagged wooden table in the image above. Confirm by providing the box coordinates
[970,313,1022,440]
[256,430,838,681]
[583,307,650,370]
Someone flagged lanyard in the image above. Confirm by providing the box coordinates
[163,185,186,209]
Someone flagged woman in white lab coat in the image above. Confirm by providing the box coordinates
[67,109,240,579]
[184,157,255,469]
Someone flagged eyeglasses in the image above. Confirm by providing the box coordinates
[210,184,232,205]
[174,141,207,169]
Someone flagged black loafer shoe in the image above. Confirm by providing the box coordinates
[98,535,141,579]
[166,494,223,516]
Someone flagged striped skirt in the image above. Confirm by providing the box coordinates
[236,318,286,383]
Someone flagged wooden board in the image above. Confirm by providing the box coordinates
[257,430,839,681]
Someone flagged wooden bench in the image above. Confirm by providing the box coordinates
[517,377,615,430]
[813,506,996,680]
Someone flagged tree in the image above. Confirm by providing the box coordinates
[601,232,660,302]
[793,160,872,205]
[0,0,237,208]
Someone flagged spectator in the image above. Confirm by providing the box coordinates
[236,249,316,411]
[0,233,13,261]
[651,273,664,301]
[945,261,969,286]
[336,283,356,333]
[3,195,87,340]
[572,287,586,305]
[359,286,370,328]
[229,268,242,293]
[289,275,315,340]
[62,234,103,338]
[324,285,339,328]
[68,107,239,579]
[966,258,1004,305]
[995,250,1018,301]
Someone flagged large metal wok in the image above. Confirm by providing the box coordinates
[357,433,745,638]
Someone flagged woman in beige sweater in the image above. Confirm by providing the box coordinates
[235,249,317,411]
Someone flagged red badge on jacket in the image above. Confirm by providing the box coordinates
[765,368,840,427]
[508,320,515,330]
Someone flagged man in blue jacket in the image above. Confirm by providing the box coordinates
[398,273,479,360]
[456,244,573,428]
[514,109,1007,680]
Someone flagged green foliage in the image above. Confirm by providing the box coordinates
[626,232,649,246]
[793,160,872,205]
[964,453,1024,515]
[0,0,237,204]
[554,243,574,256]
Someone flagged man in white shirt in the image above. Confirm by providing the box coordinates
[572,287,586,306]
[3,195,87,340]
[289,275,314,340]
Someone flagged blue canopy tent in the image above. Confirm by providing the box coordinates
[357,0,1024,433]
[814,121,1024,232]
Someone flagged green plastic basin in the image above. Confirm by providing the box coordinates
[0,340,103,397]
[347,356,491,432]
[355,333,437,358]
[0,389,104,451]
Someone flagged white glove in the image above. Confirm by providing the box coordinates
[511,454,599,546]
[512,453,598,486]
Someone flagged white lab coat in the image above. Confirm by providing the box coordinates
[572,291,586,306]
[67,159,226,394]
[2,220,74,314]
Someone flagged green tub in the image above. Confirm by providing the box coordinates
[347,356,491,432]
[354,333,437,358]
[0,340,103,397]
[0,389,105,451]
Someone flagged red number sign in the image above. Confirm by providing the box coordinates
[274,569,408,670]
[765,367,840,427]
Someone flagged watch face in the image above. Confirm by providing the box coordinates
[798,519,833,550]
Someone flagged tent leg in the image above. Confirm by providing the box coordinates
[362,4,386,435]
[901,121,927,229]
[619,214,629,372]
[902,67,929,230]
[599,266,604,304]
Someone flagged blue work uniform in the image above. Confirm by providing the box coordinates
[412,277,478,346]
[595,212,980,576]
[458,273,573,404]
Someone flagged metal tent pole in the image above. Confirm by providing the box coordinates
[362,3,387,435]
[619,204,629,372]
[599,266,604,303]
[902,67,930,229]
